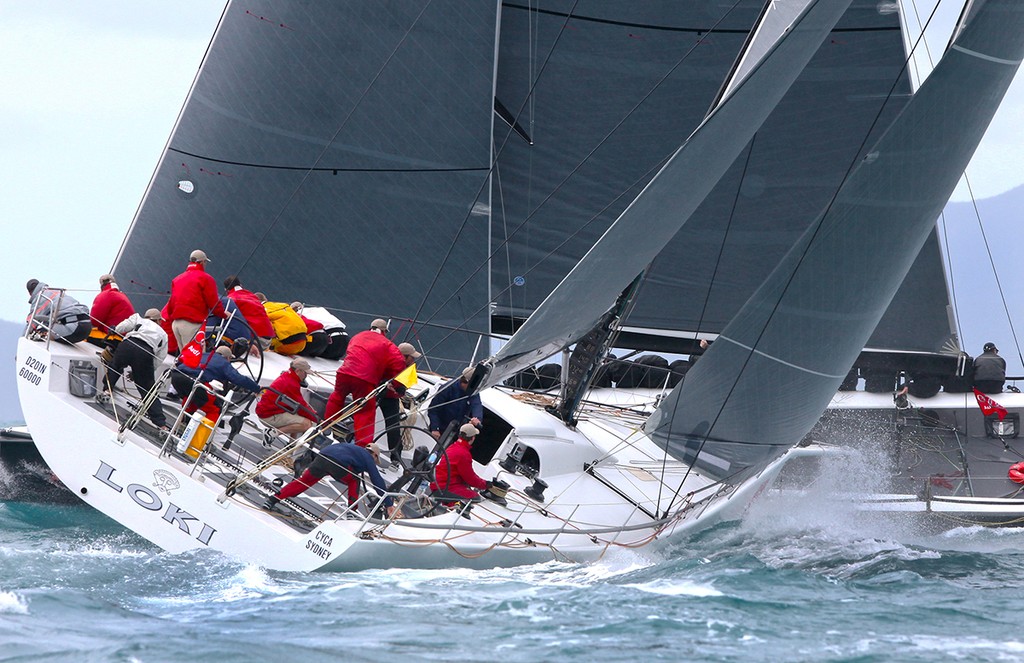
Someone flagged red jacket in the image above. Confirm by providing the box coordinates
[256,368,318,422]
[431,437,487,498]
[227,287,274,337]
[300,315,324,333]
[337,330,406,385]
[90,284,135,334]
[159,303,178,354]
[167,263,226,324]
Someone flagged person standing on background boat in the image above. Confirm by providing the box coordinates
[428,366,483,440]
[97,308,170,430]
[974,342,1006,394]
[166,249,226,350]
[430,423,489,500]
[25,279,92,344]
[264,442,396,517]
[379,342,421,466]
[323,318,408,447]
[89,274,135,335]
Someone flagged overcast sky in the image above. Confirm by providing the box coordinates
[1,1,1022,331]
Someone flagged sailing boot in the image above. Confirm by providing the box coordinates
[264,495,280,511]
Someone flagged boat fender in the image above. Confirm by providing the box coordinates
[1008,462,1024,484]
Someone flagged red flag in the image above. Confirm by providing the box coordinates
[973,387,1008,421]
[179,330,205,369]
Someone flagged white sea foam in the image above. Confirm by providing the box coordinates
[856,634,1024,660]
[0,590,28,614]
[624,578,722,597]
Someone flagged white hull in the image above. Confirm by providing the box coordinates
[16,336,785,571]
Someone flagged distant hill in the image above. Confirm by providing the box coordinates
[1,320,26,424]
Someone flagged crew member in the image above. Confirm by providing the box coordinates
[99,308,170,430]
[428,366,483,439]
[323,318,407,446]
[265,442,395,517]
[430,423,488,500]
[166,250,226,350]
[26,279,92,344]
[379,342,421,465]
[974,342,1007,394]
[256,357,319,439]
[170,345,260,422]
[90,274,135,335]
[223,276,274,349]
[258,293,308,355]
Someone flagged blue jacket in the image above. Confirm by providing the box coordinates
[320,443,392,507]
[176,352,261,393]
[208,297,255,344]
[427,379,483,433]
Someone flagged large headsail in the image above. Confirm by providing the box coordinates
[490,2,934,355]
[482,0,855,388]
[113,1,499,370]
[645,0,1024,483]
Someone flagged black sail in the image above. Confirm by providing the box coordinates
[489,2,933,352]
[114,1,499,371]
[485,0,855,386]
[113,1,949,376]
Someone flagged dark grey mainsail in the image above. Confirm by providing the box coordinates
[113,1,499,369]
[111,1,942,375]
[645,0,1024,483]
[482,0,855,388]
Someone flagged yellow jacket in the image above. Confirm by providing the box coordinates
[263,301,307,354]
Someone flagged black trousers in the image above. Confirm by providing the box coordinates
[975,380,1004,394]
[106,337,167,427]
[378,396,402,461]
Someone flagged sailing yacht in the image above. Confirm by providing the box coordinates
[15,0,1024,570]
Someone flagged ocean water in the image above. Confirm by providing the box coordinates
[3,474,1024,663]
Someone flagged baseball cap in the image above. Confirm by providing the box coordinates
[214,345,233,359]
[984,342,998,352]
[461,366,475,382]
[398,342,421,358]
[290,358,312,372]
[459,423,479,438]
[189,249,210,263]
[144,308,163,322]
[370,318,389,332]
[99,274,116,286]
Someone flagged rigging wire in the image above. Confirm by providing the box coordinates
[658,0,948,513]
[406,0,583,339]
[411,0,748,348]
[906,0,1022,369]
